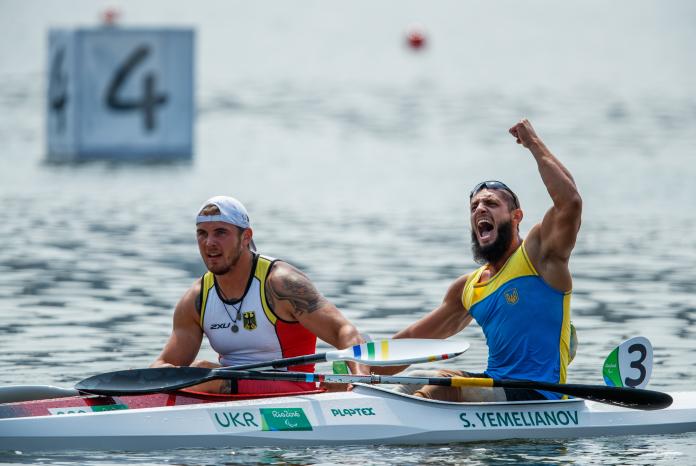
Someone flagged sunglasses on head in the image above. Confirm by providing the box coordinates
[469,180,520,209]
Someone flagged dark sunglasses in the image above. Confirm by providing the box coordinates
[469,180,520,209]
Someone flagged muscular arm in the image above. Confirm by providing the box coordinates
[510,119,582,291]
[151,281,205,368]
[395,274,472,339]
[265,262,365,372]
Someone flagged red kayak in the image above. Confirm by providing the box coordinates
[0,388,325,420]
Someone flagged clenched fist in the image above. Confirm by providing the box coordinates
[509,119,542,149]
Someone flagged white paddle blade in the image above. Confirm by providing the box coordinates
[603,336,653,389]
[326,339,470,366]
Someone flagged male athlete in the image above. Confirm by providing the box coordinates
[152,196,364,393]
[393,119,582,401]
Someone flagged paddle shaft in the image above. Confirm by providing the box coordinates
[453,377,672,410]
[74,339,470,396]
[229,353,325,370]
[74,365,671,410]
[204,370,672,410]
[227,339,468,370]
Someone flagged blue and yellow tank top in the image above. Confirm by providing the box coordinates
[462,241,572,400]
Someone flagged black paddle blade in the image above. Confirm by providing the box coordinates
[558,384,674,410]
[75,367,214,396]
[499,379,673,410]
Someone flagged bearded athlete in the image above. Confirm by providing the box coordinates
[392,119,582,402]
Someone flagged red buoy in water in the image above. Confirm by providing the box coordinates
[406,26,427,50]
[101,8,121,26]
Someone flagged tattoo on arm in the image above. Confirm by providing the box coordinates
[267,270,329,317]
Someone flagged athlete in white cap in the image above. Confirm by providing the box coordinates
[151,196,364,394]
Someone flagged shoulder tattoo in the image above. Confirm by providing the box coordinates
[266,268,328,317]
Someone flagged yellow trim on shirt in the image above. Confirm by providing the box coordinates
[520,242,539,275]
[462,241,537,310]
[199,272,215,328]
[558,293,572,384]
[255,255,277,325]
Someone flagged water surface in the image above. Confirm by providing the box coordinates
[1,0,695,464]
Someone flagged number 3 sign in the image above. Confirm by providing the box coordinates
[603,336,653,389]
[47,28,194,162]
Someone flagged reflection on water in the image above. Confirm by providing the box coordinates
[4,435,696,465]
[1,82,695,463]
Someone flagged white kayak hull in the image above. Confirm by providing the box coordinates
[1,385,696,451]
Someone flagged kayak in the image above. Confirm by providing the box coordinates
[1,384,695,451]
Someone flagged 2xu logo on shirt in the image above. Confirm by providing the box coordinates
[209,311,258,331]
[210,322,231,330]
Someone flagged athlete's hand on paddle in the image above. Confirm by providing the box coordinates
[509,118,542,149]
[320,360,367,392]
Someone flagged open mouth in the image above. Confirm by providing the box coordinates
[477,219,495,241]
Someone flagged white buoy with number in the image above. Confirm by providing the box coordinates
[46,26,194,162]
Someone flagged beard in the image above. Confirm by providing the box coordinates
[471,219,514,265]
[206,243,244,275]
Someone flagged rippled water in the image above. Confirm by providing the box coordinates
[1,0,696,464]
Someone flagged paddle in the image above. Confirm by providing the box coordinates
[447,376,671,410]
[230,338,469,370]
[75,339,469,395]
[76,369,672,410]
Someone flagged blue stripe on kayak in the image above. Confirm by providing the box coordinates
[353,344,362,359]
[305,374,315,382]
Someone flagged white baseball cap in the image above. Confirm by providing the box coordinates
[196,196,256,252]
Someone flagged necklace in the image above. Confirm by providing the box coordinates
[219,287,244,334]
[221,300,243,333]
